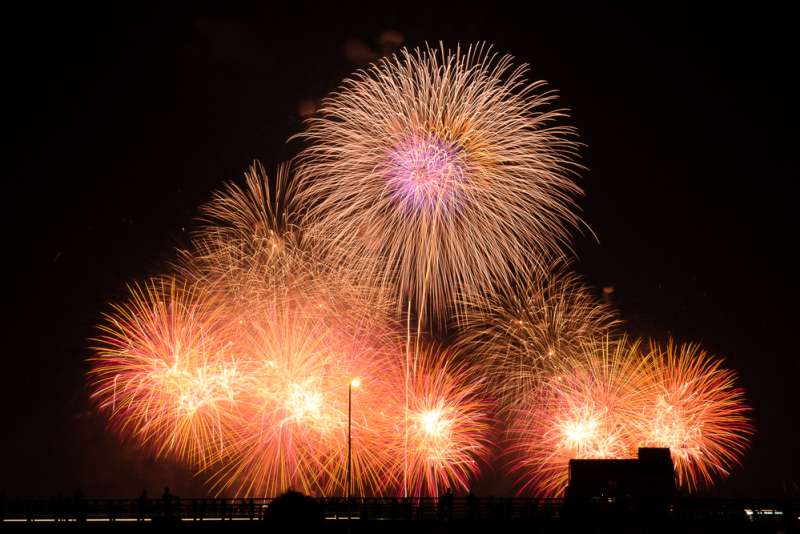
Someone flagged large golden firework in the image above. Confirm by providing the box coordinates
[294,43,583,332]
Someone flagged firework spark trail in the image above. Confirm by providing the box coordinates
[294,43,583,332]
[384,342,492,497]
[635,340,753,491]
[199,161,294,246]
[456,265,619,410]
[507,336,648,496]
[89,278,243,469]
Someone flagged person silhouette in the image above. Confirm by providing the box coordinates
[136,490,147,521]
[220,497,228,520]
[466,490,478,521]
[73,488,86,523]
[444,488,453,520]
[53,492,64,522]
[162,487,173,518]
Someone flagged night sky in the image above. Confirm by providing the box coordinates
[3,3,797,498]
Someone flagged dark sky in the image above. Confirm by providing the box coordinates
[3,3,798,498]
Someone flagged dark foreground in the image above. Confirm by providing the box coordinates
[2,497,797,533]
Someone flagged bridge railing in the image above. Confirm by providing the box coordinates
[0,496,797,524]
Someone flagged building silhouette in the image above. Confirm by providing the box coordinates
[566,447,676,500]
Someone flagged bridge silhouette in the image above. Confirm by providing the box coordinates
[1,494,798,532]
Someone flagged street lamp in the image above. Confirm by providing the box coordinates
[347,377,360,528]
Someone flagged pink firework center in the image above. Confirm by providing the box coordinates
[386,134,466,211]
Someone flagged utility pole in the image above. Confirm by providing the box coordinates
[347,377,360,532]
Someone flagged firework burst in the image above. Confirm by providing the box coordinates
[181,161,392,327]
[178,163,398,496]
[507,336,648,496]
[176,162,305,313]
[385,342,492,497]
[205,301,400,497]
[89,278,243,469]
[294,43,583,331]
[91,161,400,496]
[199,160,295,248]
[635,340,753,491]
[457,265,619,409]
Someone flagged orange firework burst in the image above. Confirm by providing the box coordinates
[89,277,243,469]
[385,342,492,497]
[635,340,753,491]
[457,265,619,408]
[205,301,400,497]
[507,336,647,496]
[294,43,583,331]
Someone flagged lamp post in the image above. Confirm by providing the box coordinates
[347,377,360,529]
